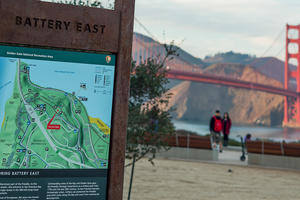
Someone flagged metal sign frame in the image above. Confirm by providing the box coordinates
[0,0,135,199]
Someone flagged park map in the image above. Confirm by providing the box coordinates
[0,47,114,169]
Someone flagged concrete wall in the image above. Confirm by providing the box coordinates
[248,153,300,170]
[157,147,218,161]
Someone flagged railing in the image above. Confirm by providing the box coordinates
[167,134,212,150]
[247,140,300,157]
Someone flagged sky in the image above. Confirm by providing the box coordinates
[134,0,300,61]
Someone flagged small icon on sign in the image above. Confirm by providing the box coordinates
[106,56,111,64]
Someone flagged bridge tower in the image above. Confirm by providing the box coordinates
[284,24,300,126]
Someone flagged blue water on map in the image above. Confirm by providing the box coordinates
[22,58,115,127]
[0,58,17,131]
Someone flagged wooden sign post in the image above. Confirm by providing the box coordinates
[0,0,135,199]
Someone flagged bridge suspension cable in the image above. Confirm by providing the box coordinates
[260,27,285,58]
[275,45,285,59]
[248,27,285,72]
[134,17,159,42]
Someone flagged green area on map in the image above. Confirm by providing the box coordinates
[0,60,110,169]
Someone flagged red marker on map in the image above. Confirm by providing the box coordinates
[47,109,61,130]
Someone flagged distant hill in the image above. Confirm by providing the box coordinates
[202,63,246,79]
[249,57,284,83]
[133,32,205,70]
[173,45,205,67]
[203,51,256,65]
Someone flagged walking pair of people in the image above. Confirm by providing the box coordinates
[209,110,232,152]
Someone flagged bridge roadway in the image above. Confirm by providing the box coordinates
[166,70,299,98]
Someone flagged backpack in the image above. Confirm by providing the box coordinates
[213,116,222,132]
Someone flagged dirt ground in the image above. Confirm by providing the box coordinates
[123,159,300,200]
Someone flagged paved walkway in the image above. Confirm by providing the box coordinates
[157,145,249,166]
[217,148,248,166]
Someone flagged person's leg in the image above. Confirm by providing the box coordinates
[215,132,221,151]
[226,134,229,146]
[224,134,228,146]
[211,131,217,149]
[216,132,222,152]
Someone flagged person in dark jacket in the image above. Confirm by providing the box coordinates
[210,110,223,152]
[222,112,232,147]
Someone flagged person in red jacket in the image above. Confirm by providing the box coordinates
[210,110,223,152]
[222,112,232,147]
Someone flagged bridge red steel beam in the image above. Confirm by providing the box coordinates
[288,38,300,43]
[167,70,299,98]
[287,25,300,29]
[289,70,297,79]
[284,24,300,125]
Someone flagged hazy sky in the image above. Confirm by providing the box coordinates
[134,0,300,61]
